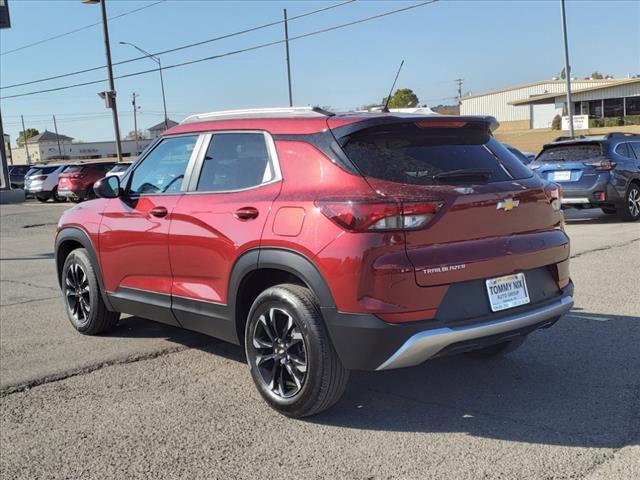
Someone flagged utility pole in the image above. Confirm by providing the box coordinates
[131,92,140,155]
[20,115,30,165]
[84,0,123,162]
[455,78,464,105]
[560,0,574,138]
[283,9,293,107]
[52,115,63,159]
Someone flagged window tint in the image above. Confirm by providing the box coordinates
[537,144,603,162]
[340,122,532,186]
[196,133,276,192]
[39,166,59,175]
[129,135,197,195]
[63,165,84,173]
[629,142,640,159]
[110,163,131,173]
[614,143,630,158]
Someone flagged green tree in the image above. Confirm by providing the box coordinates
[17,128,39,147]
[382,88,419,109]
[590,71,604,79]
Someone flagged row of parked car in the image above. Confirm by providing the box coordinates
[8,161,132,203]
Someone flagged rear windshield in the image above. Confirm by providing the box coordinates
[537,144,603,162]
[63,165,84,173]
[110,163,131,173]
[340,122,532,185]
[33,166,59,175]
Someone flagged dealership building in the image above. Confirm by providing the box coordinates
[460,78,640,130]
[9,119,178,165]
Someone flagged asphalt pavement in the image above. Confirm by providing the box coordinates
[1,200,638,479]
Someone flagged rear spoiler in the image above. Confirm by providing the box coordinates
[327,115,499,138]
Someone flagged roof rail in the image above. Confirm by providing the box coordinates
[181,106,334,124]
[606,132,639,139]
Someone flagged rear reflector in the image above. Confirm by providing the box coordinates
[316,198,441,232]
[415,120,467,129]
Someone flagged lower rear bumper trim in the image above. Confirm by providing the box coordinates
[376,295,574,370]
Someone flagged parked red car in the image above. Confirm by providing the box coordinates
[55,107,573,417]
[57,161,116,202]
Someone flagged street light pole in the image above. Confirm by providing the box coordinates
[560,0,575,138]
[83,0,123,162]
[120,41,169,129]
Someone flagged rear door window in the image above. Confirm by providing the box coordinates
[614,143,631,158]
[537,144,603,162]
[629,142,640,159]
[195,133,277,192]
[340,121,532,185]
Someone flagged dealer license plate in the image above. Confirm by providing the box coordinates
[485,273,530,312]
[552,170,572,182]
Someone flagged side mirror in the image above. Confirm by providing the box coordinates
[93,175,121,199]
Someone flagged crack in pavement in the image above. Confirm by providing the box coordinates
[0,278,60,292]
[0,341,218,397]
[570,238,640,260]
[1,296,61,307]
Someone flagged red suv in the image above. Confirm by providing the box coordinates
[57,161,116,202]
[55,108,574,417]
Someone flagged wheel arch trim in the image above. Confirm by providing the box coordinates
[55,227,115,311]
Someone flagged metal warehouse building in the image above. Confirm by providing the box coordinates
[460,78,640,130]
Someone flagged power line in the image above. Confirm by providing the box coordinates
[0,0,356,91]
[0,1,166,57]
[1,1,439,101]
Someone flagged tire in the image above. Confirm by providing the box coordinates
[617,183,640,222]
[52,187,67,203]
[601,207,616,215]
[61,248,119,335]
[464,336,527,358]
[36,193,50,202]
[245,283,349,418]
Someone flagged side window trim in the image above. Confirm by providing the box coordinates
[124,133,205,197]
[614,142,630,159]
[185,130,282,194]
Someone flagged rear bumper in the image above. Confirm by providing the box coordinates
[323,281,573,371]
[560,175,623,207]
[57,188,83,199]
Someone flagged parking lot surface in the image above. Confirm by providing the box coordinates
[1,201,638,479]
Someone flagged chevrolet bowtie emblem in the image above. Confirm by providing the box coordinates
[497,198,520,211]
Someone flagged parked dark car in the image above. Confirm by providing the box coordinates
[529,133,640,221]
[57,162,116,202]
[8,165,30,189]
[55,107,573,417]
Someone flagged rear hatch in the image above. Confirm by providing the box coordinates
[58,165,85,189]
[330,117,567,287]
[530,142,609,188]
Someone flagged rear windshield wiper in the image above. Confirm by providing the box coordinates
[432,169,492,184]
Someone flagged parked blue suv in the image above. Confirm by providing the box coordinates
[529,133,640,221]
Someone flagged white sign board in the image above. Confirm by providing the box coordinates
[562,114,589,131]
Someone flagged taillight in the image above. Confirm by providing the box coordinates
[316,198,441,232]
[583,159,615,171]
[544,182,562,212]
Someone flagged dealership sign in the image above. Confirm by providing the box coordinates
[562,115,589,131]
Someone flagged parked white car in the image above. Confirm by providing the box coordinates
[106,161,133,179]
[24,164,73,202]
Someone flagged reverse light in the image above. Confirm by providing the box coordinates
[583,159,615,171]
[316,199,441,232]
[544,182,563,212]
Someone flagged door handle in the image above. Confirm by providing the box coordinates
[149,206,168,218]
[234,206,259,221]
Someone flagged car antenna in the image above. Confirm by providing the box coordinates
[382,60,405,113]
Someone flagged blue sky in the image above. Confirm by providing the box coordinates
[1,0,639,143]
